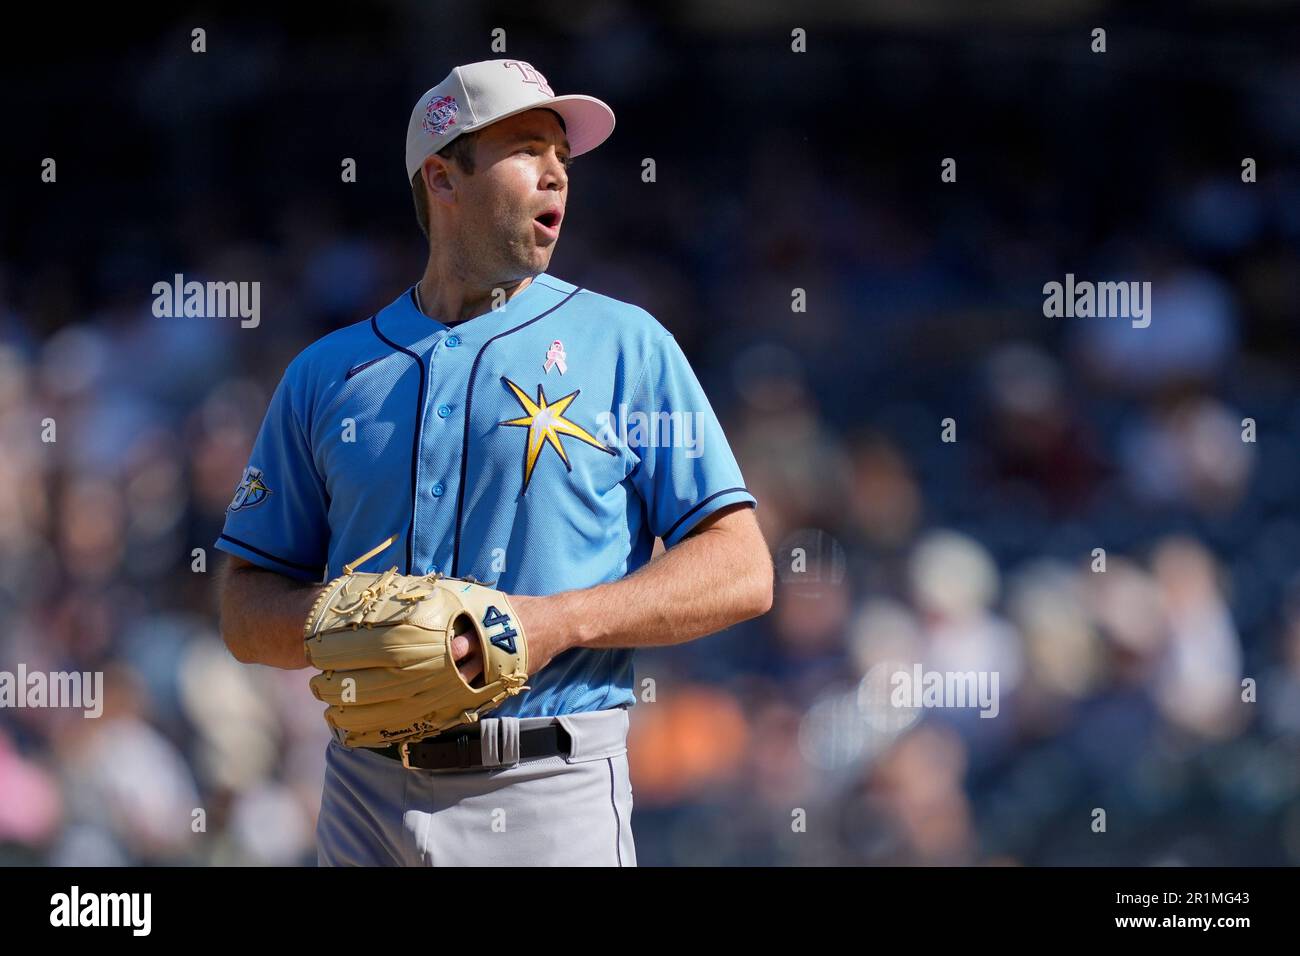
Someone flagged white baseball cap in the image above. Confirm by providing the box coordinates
[405,59,615,181]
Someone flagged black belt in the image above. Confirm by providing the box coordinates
[368,724,571,771]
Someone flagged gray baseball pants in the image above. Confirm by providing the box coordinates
[315,706,636,866]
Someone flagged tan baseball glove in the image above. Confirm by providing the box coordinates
[303,538,530,749]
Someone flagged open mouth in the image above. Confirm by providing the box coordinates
[535,209,562,230]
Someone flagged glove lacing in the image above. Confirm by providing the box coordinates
[331,566,402,618]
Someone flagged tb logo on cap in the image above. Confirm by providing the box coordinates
[423,95,459,136]
[503,60,553,96]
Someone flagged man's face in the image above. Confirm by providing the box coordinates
[445,108,571,280]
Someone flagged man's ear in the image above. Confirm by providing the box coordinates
[421,155,457,207]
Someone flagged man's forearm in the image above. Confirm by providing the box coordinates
[517,508,773,657]
[219,562,325,669]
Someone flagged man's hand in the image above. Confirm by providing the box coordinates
[451,633,485,686]
[447,595,568,683]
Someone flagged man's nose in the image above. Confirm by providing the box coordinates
[544,152,567,189]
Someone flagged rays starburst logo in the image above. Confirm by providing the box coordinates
[499,377,614,491]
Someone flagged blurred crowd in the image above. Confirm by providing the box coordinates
[3,6,1300,865]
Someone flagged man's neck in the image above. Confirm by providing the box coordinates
[415,271,536,326]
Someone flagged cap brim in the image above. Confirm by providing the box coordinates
[466,94,615,158]
[541,94,616,157]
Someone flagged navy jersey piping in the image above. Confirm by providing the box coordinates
[370,312,428,574]
[661,486,753,541]
[218,533,324,576]
[452,286,584,576]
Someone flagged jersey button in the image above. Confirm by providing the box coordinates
[431,482,445,497]
[446,335,461,348]
[437,403,452,418]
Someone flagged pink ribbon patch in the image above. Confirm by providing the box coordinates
[543,340,567,374]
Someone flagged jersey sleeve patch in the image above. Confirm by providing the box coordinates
[227,466,272,513]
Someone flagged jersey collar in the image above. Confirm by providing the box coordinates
[372,273,575,352]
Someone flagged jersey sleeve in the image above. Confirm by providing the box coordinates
[627,331,756,546]
[214,360,329,581]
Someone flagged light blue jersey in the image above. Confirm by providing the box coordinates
[217,272,756,717]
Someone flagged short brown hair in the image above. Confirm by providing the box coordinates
[411,131,481,240]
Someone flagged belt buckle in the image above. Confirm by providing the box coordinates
[398,741,413,770]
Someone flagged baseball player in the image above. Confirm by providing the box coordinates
[216,58,773,867]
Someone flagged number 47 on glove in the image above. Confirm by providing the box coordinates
[303,536,531,750]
